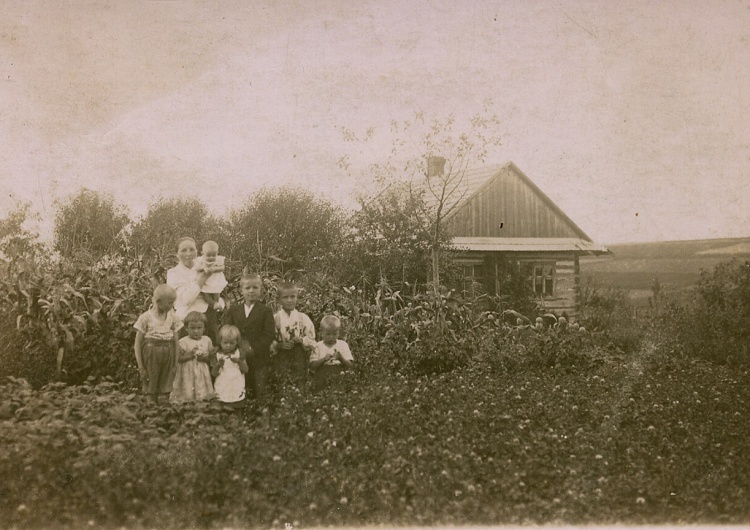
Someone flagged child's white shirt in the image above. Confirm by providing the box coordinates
[133,308,183,340]
[311,339,353,366]
[274,309,316,348]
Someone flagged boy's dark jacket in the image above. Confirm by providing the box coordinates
[221,302,275,367]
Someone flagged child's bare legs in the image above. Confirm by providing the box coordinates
[202,293,219,306]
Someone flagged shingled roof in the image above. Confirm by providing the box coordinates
[410,161,594,242]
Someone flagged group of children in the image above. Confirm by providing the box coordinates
[133,240,354,405]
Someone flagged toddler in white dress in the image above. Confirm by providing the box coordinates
[212,325,248,407]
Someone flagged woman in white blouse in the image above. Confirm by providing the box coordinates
[166,237,218,341]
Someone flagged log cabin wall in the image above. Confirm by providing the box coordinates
[455,251,581,318]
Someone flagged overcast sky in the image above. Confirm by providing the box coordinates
[1,0,748,244]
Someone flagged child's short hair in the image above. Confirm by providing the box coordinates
[176,236,196,251]
[153,284,177,302]
[202,240,219,253]
[240,273,262,285]
[320,314,341,331]
[277,281,298,294]
[184,311,207,326]
[218,324,241,342]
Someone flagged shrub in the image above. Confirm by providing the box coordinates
[53,189,129,259]
[128,196,224,259]
[654,259,750,365]
[226,187,344,274]
[579,278,630,331]
[579,277,644,355]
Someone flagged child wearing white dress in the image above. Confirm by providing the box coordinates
[171,311,216,402]
[212,325,249,407]
[193,240,228,310]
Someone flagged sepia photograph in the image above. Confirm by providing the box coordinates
[1,1,749,528]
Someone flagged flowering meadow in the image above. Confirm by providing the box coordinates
[2,329,750,528]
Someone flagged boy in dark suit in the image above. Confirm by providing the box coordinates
[222,273,275,400]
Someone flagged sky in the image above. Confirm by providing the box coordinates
[1,0,748,244]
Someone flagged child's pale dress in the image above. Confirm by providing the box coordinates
[193,255,228,294]
[171,336,215,402]
[214,349,246,403]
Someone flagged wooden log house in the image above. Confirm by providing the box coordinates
[421,160,610,318]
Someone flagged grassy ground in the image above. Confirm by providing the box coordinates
[1,342,750,528]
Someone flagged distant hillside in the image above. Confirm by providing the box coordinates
[604,237,750,260]
[580,236,750,295]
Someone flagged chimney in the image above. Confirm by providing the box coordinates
[426,156,446,177]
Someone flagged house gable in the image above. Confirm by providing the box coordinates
[446,162,592,240]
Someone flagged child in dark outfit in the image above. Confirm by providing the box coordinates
[221,273,275,400]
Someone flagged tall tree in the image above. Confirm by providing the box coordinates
[226,187,344,274]
[53,189,130,259]
[0,202,44,263]
[343,185,451,291]
[341,105,501,295]
[128,197,223,260]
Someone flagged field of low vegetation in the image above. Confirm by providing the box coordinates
[1,190,749,528]
[581,237,750,299]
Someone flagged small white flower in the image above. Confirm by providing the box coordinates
[340,496,348,504]
[273,455,282,462]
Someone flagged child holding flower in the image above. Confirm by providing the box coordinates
[310,315,354,391]
[272,282,316,383]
